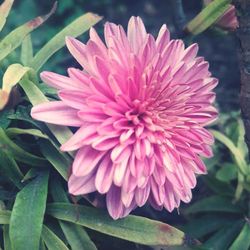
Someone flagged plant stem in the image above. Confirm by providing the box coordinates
[170,0,186,37]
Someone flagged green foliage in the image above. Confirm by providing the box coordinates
[9,171,49,250]
[47,202,188,247]
[185,0,231,35]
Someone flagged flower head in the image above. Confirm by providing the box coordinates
[31,17,218,219]
[204,0,239,31]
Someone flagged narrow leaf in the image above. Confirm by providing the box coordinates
[211,129,248,175]
[229,222,250,250]
[0,210,11,224]
[9,171,49,250]
[237,119,248,159]
[184,195,243,214]
[22,168,39,182]
[40,140,70,180]
[3,225,12,250]
[47,203,199,247]
[42,225,69,250]
[0,149,23,189]
[0,108,14,129]
[31,12,102,71]
[6,128,48,139]
[185,0,231,35]
[0,127,47,167]
[0,64,30,111]
[216,163,237,182]
[204,220,244,250]
[183,215,238,238]
[0,3,56,61]
[0,0,14,32]
[21,35,33,66]
[2,64,30,93]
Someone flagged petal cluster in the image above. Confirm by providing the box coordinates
[31,17,218,219]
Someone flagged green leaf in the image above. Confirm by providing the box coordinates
[21,35,33,66]
[39,240,46,250]
[2,64,30,93]
[0,127,47,167]
[202,175,235,197]
[30,12,102,71]
[183,215,238,238]
[6,128,48,139]
[0,108,14,129]
[184,195,243,214]
[22,168,39,182]
[216,163,237,182]
[229,222,250,250]
[211,129,248,175]
[0,0,14,32]
[19,78,73,146]
[204,220,244,250]
[0,63,30,110]
[40,140,71,180]
[3,225,12,250]
[42,225,69,250]
[8,106,42,129]
[47,203,199,247]
[185,0,231,35]
[38,82,58,96]
[9,171,49,250]
[237,119,248,159]
[50,179,97,250]
[60,222,97,250]
[0,149,23,189]
[0,210,11,224]
[0,3,56,61]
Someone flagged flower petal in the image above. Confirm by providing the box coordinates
[31,101,82,127]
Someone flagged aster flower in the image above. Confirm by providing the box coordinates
[31,17,218,219]
[204,0,239,31]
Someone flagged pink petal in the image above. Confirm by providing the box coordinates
[59,90,86,109]
[72,147,106,176]
[31,101,82,127]
[95,154,114,194]
[106,186,124,220]
[135,185,150,207]
[127,16,147,54]
[68,173,96,195]
[60,125,97,151]
[40,71,84,90]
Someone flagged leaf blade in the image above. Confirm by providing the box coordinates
[229,222,250,250]
[0,3,56,61]
[47,203,198,247]
[31,12,102,71]
[184,195,243,214]
[185,0,231,35]
[0,0,14,32]
[0,127,47,167]
[42,225,69,250]
[9,171,49,250]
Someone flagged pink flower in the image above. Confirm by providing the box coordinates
[204,0,239,31]
[31,17,218,219]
